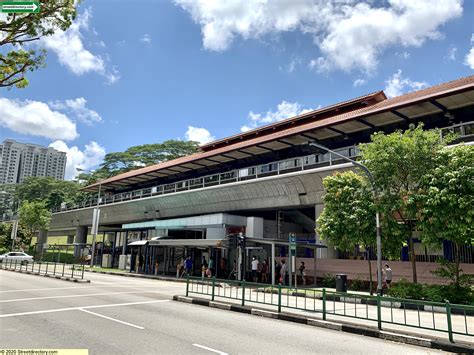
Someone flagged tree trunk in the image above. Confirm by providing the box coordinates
[408,224,417,283]
[454,243,460,286]
[367,252,373,295]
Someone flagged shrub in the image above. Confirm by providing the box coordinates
[388,278,424,299]
[349,275,367,291]
[321,274,336,288]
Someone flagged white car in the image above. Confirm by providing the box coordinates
[0,252,34,264]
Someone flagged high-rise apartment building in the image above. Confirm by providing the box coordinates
[0,139,67,184]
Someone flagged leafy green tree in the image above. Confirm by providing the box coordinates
[18,201,51,247]
[359,124,448,283]
[0,0,77,88]
[419,145,474,285]
[0,222,28,253]
[98,140,200,177]
[16,176,81,209]
[317,171,403,292]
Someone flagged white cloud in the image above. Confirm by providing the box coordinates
[241,101,313,132]
[185,126,215,144]
[176,0,462,73]
[49,97,102,125]
[41,8,119,83]
[464,34,474,69]
[49,140,106,180]
[384,70,429,99]
[0,98,78,140]
[447,46,457,60]
[140,34,152,44]
[353,78,367,87]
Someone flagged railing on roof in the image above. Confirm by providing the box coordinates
[52,145,360,213]
[52,121,474,214]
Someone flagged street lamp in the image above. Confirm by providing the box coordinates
[308,142,383,294]
[76,168,101,268]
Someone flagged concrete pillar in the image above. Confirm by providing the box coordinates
[67,235,74,244]
[74,226,88,257]
[36,230,48,253]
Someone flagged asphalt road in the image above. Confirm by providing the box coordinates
[0,270,444,355]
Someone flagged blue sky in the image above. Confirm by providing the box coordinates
[1,0,473,179]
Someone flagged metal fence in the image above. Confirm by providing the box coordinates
[1,259,85,280]
[185,276,473,343]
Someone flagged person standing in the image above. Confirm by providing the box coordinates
[280,260,287,285]
[299,261,306,286]
[176,258,183,278]
[251,256,259,282]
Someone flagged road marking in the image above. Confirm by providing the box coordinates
[0,290,168,303]
[192,344,228,355]
[0,299,170,318]
[0,284,164,294]
[78,308,144,329]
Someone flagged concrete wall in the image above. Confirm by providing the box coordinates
[290,258,474,285]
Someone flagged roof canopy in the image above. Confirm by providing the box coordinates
[84,75,474,192]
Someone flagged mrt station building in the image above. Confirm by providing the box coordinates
[46,75,474,284]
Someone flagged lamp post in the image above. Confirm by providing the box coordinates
[308,142,383,295]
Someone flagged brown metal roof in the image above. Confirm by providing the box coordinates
[85,75,474,192]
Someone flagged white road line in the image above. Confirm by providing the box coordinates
[78,308,144,329]
[0,284,163,294]
[0,299,170,318]
[192,344,228,355]
[0,290,168,303]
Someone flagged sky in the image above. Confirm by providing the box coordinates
[0,0,473,180]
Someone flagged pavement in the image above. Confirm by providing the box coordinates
[0,270,449,355]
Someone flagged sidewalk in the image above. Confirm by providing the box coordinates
[174,294,474,353]
[84,267,188,283]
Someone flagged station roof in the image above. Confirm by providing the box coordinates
[84,75,474,192]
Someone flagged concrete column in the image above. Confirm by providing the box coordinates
[67,235,74,244]
[74,226,88,257]
[36,230,48,253]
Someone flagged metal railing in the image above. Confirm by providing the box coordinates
[52,145,360,213]
[185,276,473,343]
[1,259,85,280]
[51,120,474,215]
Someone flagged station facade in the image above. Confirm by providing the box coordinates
[47,75,474,284]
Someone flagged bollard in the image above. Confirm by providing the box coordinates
[322,288,327,320]
[377,294,382,330]
[241,280,246,307]
[278,284,282,313]
[46,262,49,275]
[53,262,57,275]
[81,264,85,279]
[62,262,65,277]
[445,301,454,343]
[186,275,189,297]
[211,277,216,301]
[71,264,75,278]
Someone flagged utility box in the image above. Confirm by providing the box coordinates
[102,254,112,268]
[336,274,347,293]
[118,255,127,270]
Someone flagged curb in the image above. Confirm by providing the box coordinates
[1,268,90,283]
[172,295,473,354]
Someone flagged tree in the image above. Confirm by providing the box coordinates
[98,140,200,177]
[317,171,403,292]
[16,176,82,209]
[419,145,474,285]
[359,124,449,283]
[0,0,77,88]
[18,201,51,247]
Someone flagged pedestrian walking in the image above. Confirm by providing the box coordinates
[261,259,269,283]
[280,260,287,285]
[384,264,393,288]
[251,256,259,282]
[229,260,237,280]
[184,256,193,276]
[299,261,306,286]
[176,258,184,278]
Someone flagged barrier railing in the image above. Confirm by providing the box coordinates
[185,276,473,343]
[1,259,85,280]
